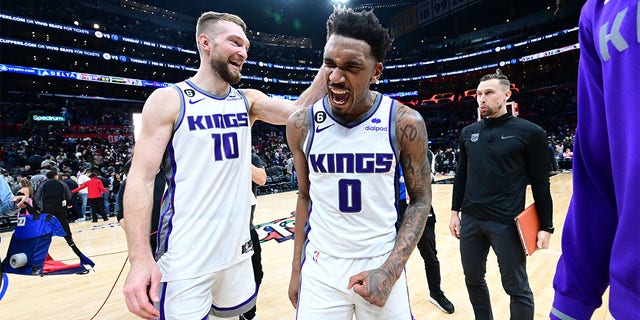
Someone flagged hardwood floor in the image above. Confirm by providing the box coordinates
[0,173,613,319]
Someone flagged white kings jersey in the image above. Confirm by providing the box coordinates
[156,80,253,282]
[304,92,400,259]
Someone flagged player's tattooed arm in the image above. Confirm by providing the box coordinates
[350,104,430,307]
[291,107,310,133]
[389,105,430,282]
[285,107,312,308]
[395,104,431,253]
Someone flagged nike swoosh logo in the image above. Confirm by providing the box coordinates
[501,135,515,140]
[189,98,205,104]
[315,124,335,133]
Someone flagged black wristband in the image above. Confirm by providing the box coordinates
[542,226,555,234]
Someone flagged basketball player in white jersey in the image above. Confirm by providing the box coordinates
[286,7,431,319]
[122,12,324,320]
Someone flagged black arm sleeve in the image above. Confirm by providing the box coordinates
[116,179,126,222]
[62,181,72,203]
[527,128,554,231]
[34,183,44,211]
[451,129,467,211]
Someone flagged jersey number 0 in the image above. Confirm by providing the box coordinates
[339,179,362,213]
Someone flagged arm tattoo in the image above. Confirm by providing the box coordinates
[290,108,311,151]
[380,104,430,282]
[365,268,394,305]
[399,124,418,144]
[293,109,309,130]
[397,107,419,144]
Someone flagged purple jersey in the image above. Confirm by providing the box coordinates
[551,1,640,319]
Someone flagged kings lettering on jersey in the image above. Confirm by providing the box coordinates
[187,112,249,131]
[597,1,639,62]
[309,153,393,173]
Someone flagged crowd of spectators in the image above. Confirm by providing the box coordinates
[1,0,581,228]
[2,0,580,101]
[0,80,577,209]
[387,3,580,64]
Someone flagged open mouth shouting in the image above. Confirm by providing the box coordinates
[329,87,351,106]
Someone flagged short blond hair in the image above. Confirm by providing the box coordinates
[196,11,246,41]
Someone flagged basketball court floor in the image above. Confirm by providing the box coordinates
[0,173,613,319]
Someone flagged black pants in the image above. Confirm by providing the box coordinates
[243,204,263,320]
[417,208,443,296]
[38,209,84,260]
[398,200,442,296]
[48,209,74,244]
[88,197,107,221]
[460,214,533,320]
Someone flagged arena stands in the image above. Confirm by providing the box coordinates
[1,0,580,216]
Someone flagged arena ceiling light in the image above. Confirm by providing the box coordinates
[332,0,349,4]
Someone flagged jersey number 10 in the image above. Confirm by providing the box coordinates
[211,132,239,161]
